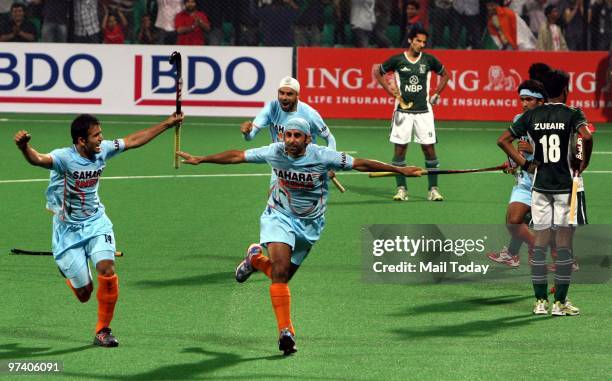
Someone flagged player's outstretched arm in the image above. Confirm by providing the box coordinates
[14,130,53,169]
[352,158,422,177]
[123,113,184,150]
[177,150,246,165]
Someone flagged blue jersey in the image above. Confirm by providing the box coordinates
[509,113,533,189]
[47,139,125,224]
[245,143,353,219]
[248,100,335,150]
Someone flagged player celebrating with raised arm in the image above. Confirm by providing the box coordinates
[373,26,450,202]
[178,117,421,355]
[487,79,547,267]
[497,69,593,316]
[240,76,336,150]
[14,112,184,347]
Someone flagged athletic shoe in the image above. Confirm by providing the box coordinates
[533,299,549,315]
[427,187,444,201]
[93,327,119,347]
[486,247,520,268]
[235,243,262,283]
[278,328,297,356]
[393,186,408,201]
[551,300,580,316]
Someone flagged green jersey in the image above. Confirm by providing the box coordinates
[510,103,588,194]
[379,52,444,114]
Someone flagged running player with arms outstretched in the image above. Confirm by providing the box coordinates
[178,117,421,355]
[14,112,183,347]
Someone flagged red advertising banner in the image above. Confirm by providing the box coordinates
[297,48,611,122]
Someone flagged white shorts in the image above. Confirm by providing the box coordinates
[531,190,576,230]
[389,110,436,145]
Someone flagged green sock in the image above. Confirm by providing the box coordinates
[425,159,439,189]
[392,156,406,188]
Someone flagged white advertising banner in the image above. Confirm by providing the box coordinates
[0,43,293,116]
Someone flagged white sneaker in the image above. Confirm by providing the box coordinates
[427,187,444,201]
[533,299,549,315]
[552,300,580,316]
[393,186,408,201]
[486,247,520,268]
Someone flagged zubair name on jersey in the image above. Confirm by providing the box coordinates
[534,122,565,130]
[72,169,103,188]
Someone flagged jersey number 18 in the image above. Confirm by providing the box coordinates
[539,134,561,163]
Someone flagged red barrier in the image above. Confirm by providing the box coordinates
[297,48,611,122]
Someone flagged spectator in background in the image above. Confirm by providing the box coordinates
[200,0,226,45]
[350,0,375,47]
[487,0,536,50]
[40,0,68,42]
[452,0,482,49]
[399,0,428,46]
[0,0,12,18]
[234,0,259,46]
[74,0,101,43]
[588,0,611,51]
[537,4,568,50]
[487,0,518,49]
[155,0,183,44]
[175,0,209,45]
[251,0,299,47]
[504,0,528,16]
[138,13,156,43]
[372,0,391,47]
[294,0,328,47]
[401,0,422,48]
[562,0,585,50]
[0,2,36,41]
[430,0,453,48]
[102,5,128,43]
[105,0,136,42]
[523,0,547,37]
[333,0,350,46]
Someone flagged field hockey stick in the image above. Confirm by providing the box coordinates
[368,163,508,178]
[169,51,182,169]
[331,177,346,193]
[568,172,579,223]
[10,248,124,257]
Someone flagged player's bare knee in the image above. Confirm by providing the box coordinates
[95,260,115,277]
[75,286,92,303]
[271,262,290,283]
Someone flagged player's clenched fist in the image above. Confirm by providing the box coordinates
[14,130,31,150]
[401,166,423,177]
[240,121,253,135]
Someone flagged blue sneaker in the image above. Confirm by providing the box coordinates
[235,244,262,283]
[278,328,297,356]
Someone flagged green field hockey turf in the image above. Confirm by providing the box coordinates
[1,114,610,380]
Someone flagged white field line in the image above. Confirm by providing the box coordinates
[1,118,610,133]
[1,170,611,185]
